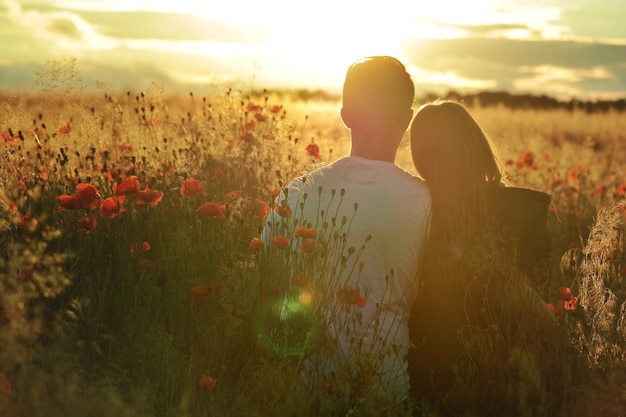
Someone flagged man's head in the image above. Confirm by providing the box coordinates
[341,56,414,136]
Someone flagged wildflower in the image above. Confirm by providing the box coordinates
[338,287,366,308]
[106,168,120,181]
[250,237,265,251]
[266,187,280,197]
[616,182,626,196]
[271,235,289,249]
[198,374,217,391]
[100,196,125,218]
[291,271,313,288]
[246,102,262,113]
[567,164,587,183]
[136,188,163,206]
[212,168,230,181]
[197,202,228,219]
[58,122,72,137]
[559,287,578,311]
[515,150,537,169]
[191,283,217,304]
[17,215,38,232]
[247,198,270,219]
[305,142,321,160]
[75,183,101,208]
[620,267,626,277]
[114,175,141,196]
[77,216,97,234]
[130,241,151,258]
[59,184,101,210]
[180,178,205,198]
[294,226,317,239]
[300,239,315,253]
[270,104,282,113]
[274,202,292,218]
[551,178,566,189]
[254,112,268,122]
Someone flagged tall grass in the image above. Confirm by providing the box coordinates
[1,63,626,416]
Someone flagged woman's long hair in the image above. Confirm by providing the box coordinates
[411,100,502,253]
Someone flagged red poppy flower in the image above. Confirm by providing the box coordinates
[191,283,217,304]
[130,241,151,258]
[247,199,270,219]
[299,239,315,253]
[617,182,626,196]
[274,203,292,218]
[250,237,265,251]
[291,271,313,288]
[338,287,366,308]
[197,202,228,219]
[58,122,72,137]
[567,164,587,183]
[559,287,578,311]
[212,168,230,181]
[198,374,217,391]
[294,226,317,239]
[305,142,321,160]
[136,188,163,206]
[180,178,205,198]
[75,183,101,208]
[100,196,125,218]
[271,235,289,249]
[77,216,97,234]
[114,175,140,196]
[106,168,120,181]
[17,215,38,232]
[515,150,537,170]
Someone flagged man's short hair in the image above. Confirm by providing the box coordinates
[342,56,414,113]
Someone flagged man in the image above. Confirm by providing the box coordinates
[263,56,430,410]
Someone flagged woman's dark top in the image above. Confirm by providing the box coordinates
[407,186,552,404]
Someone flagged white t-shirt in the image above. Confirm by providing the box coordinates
[263,156,431,405]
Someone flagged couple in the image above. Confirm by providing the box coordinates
[264,56,562,414]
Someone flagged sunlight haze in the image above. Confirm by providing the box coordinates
[0,0,624,100]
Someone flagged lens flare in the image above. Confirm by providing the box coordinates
[253,296,317,357]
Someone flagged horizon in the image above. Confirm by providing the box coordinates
[0,0,625,101]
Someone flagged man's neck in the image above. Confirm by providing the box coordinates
[349,143,397,163]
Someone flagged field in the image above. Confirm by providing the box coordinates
[1,67,626,416]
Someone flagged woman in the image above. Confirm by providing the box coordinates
[407,101,582,416]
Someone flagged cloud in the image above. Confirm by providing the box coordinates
[401,37,626,99]
[75,10,281,43]
[3,0,117,50]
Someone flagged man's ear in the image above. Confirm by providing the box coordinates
[341,107,353,129]
[402,108,414,132]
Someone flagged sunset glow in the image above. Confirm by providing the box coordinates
[0,0,624,99]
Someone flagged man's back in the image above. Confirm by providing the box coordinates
[265,155,430,405]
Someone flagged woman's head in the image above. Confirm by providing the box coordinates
[410,101,501,201]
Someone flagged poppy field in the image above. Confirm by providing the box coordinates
[1,65,626,416]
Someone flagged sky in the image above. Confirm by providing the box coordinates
[0,0,624,100]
